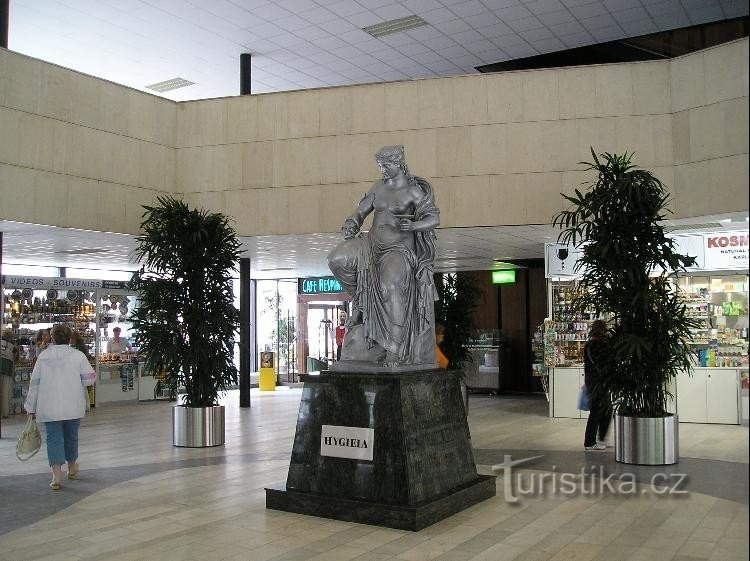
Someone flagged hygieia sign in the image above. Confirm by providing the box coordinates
[320,425,374,461]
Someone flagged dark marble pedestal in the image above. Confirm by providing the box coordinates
[265,369,496,531]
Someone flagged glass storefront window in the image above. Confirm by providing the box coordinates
[256,279,298,379]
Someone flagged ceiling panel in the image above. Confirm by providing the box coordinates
[2,213,747,279]
[7,0,745,101]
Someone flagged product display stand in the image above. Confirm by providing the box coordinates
[265,369,495,531]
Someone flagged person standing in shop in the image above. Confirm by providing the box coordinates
[435,323,449,369]
[24,325,96,490]
[334,315,346,361]
[583,320,611,451]
[106,327,132,355]
[1,329,20,418]
[29,328,51,362]
[70,331,92,362]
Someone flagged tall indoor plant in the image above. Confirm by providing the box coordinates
[553,150,700,465]
[435,272,482,411]
[435,273,481,369]
[129,196,241,447]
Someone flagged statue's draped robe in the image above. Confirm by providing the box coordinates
[330,177,439,364]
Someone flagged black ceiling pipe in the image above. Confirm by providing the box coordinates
[1,0,9,49]
[240,53,252,95]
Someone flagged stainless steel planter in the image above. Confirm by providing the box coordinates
[172,405,225,447]
[614,414,678,465]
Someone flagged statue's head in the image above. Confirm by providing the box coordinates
[375,145,410,179]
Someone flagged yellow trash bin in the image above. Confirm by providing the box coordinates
[259,351,276,391]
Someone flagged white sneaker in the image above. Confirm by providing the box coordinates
[584,443,607,451]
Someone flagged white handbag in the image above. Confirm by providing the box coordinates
[16,415,42,461]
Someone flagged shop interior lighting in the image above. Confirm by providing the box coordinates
[145,77,195,93]
[363,15,428,38]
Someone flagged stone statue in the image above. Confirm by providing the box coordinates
[328,145,440,370]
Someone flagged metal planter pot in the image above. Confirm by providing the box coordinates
[614,414,678,465]
[172,405,225,447]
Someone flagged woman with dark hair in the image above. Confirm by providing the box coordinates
[583,319,611,451]
[25,325,96,490]
[29,328,51,362]
[70,330,92,362]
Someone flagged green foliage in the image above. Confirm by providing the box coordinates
[129,195,241,408]
[263,292,296,367]
[553,149,700,417]
[435,273,482,370]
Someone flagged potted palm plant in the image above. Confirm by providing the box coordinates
[129,196,241,447]
[553,150,700,465]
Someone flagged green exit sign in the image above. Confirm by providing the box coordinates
[492,270,516,284]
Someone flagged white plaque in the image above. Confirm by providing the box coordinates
[320,425,374,461]
[544,243,585,278]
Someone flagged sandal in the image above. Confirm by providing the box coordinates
[68,470,79,480]
[50,481,61,491]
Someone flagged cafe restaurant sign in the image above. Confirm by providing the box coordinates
[298,276,343,295]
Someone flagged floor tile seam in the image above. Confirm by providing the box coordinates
[0,449,289,479]
[0,452,289,538]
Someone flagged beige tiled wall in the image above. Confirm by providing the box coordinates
[176,56,695,236]
[1,39,747,238]
[0,49,176,234]
[670,39,749,218]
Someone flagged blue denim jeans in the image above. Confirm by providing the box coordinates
[45,419,80,466]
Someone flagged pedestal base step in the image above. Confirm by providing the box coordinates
[265,475,496,531]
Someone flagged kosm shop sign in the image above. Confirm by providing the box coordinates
[703,233,748,270]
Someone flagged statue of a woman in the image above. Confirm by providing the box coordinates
[328,145,440,369]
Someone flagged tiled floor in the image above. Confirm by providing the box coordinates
[0,389,747,561]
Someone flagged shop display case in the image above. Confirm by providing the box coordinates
[675,274,749,367]
[544,234,748,424]
[547,281,602,367]
[3,283,98,413]
[741,368,749,427]
[465,329,502,392]
[95,289,161,403]
[545,275,748,423]
[532,319,555,405]
[1,277,162,412]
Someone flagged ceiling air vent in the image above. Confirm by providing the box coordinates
[145,77,195,93]
[54,248,110,255]
[664,222,723,233]
[363,15,428,38]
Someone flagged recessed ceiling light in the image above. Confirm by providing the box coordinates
[54,248,110,255]
[145,77,195,93]
[363,15,428,38]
